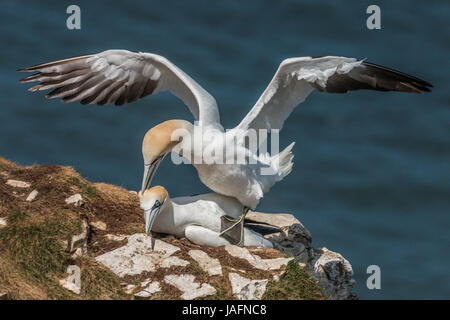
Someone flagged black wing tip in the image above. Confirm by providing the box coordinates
[362,60,433,93]
[17,54,95,74]
[17,64,43,72]
[19,74,39,83]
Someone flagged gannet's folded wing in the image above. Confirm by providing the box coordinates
[18,49,219,124]
[236,56,432,131]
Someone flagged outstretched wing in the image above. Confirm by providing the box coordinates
[18,49,220,124]
[236,56,432,131]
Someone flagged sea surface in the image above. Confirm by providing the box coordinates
[1,0,449,299]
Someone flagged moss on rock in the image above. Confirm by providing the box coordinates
[263,260,323,300]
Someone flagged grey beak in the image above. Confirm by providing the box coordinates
[141,156,164,193]
[144,207,160,234]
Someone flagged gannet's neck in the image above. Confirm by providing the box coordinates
[151,196,178,235]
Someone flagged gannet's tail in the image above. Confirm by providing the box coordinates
[253,141,295,197]
[272,141,295,180]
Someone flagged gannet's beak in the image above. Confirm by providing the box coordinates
[141,156,164,193]
[144,207,160,234]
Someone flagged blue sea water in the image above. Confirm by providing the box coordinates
[0,0,449,299]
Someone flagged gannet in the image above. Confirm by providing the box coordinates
[18,50,432,212]
[139,185,273,248]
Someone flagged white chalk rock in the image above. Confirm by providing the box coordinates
[160,256,190,268]
[59,265,81,295]
[310,247,356,300]
[95,234,188,277]
[164,274,216,300]
[140,279,151,287]
[124,284,136,294]
[228,273,268,300]
[246,212,311,260]
[135,281,161,298]
[68,219,89,258]
[26,189,38,201]
[90,220,107,231]
[65,193,84,206]
[247,211,301,229]
[105,234,128,241]
[225,245,293,270]
[6,179,30,188]
[0,291,11,300]
[188,250,223,276]
[0,217,7,227]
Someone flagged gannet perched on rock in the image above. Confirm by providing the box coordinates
[139,186,273,248]
[18,50,432,212]
[140,119,295,211]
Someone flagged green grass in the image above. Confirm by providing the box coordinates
[0,210,131,299]
[262,260,323,300]
[69,177,97,198]
[80,265,128,300]
[0,210,86,299]
[0,211,80,281]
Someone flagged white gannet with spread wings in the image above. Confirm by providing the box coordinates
[18,50,432,215]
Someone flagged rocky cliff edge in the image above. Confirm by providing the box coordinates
[0,157,356,300]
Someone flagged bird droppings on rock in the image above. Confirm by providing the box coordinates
[225,245,293,270]
[59,265,81,295]
[188,250,223,276]
[25,189,38,201]
[228,273,268,300]
[6,179,31,188]
[65,193,84,206]
[164,274,216,300]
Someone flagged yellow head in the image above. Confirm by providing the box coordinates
[140,119,192,192]
[138,186,170,234]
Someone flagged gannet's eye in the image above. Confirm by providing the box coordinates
[152,200,162,210]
